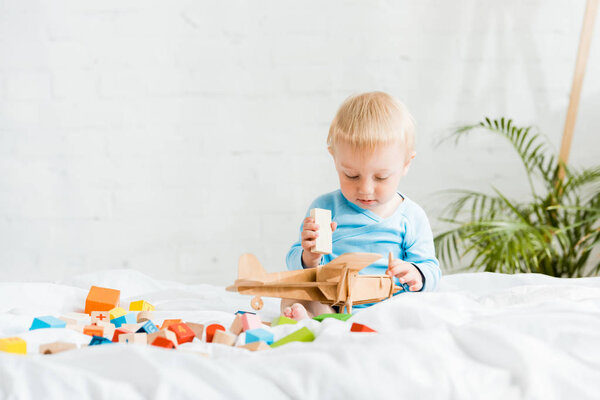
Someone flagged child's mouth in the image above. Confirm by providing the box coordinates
[358,199,376,206]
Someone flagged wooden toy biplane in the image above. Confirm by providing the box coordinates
[226,252,404,313]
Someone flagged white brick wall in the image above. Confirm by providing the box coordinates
[0,0,598,284]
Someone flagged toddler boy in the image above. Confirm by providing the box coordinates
[282,92,441,320]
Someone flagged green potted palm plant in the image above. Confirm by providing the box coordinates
[435,117,600,277]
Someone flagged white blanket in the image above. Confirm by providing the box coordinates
[1,270,600,400]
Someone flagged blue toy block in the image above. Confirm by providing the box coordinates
[137,320,158,334]
[245,328,274,345]
[111,312,136,328]
[235,310,256,315]
[89,336,113,346]
[29,316,67,330]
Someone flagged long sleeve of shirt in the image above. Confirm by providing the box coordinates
[285,189,441,292]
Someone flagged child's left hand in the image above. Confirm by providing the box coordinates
[386,259,423,292]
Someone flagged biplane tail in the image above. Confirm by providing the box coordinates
[237,253,269,280]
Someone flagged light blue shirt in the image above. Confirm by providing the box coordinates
[286,190,441,304]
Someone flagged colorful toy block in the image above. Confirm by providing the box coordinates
[235,310,256,315]
[310,208,332,254]
[350,323,376,333]
[205,324,225,343]
[0,337,26,354]
[89,336,112,346]
[238,341,271,351]
[84,286,120,315]
[121,323,143,332]
[39,341,77,354]
[168,322,195,344]
[212,330,236,346]
[272,316,298,326]
[241,313,262,331]
[91,311,110,324]
[29,316,67,330]
[129,300,155,311]
[161,319,182,330]
[119,333,147,344]
[112,328,130,342]
[147,330,178,347]
[270,327,315,348]
[313,313,353,322]
[83,325,104,337]
[151,336,176,349]
[102,324,115,340]
[111,312,136,328]
[245,328,274,345]
[186,322,204,340]
[230,314,243,335]
[137,311,153,323]
[108,307,127,320]
[136,320,158,334]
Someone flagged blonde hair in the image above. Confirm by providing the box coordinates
[327,91,415,157]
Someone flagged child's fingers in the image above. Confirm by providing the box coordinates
[331,221,337,232]
[408,280,423,292]
[387,264,410,278]
[301,230,318,241]
[303,223,320,232]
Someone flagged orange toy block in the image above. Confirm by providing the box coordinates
[168,322,195,344]
[0,337,27,354]
[186,322,204,340]
[83,325,104,337]
[147,330,178,347]
[91,311,110,324]
[84,286,120,315]
[212,330,236,346]
[205,324,225,343]
[350,322,376,333]
[112,328,130,342]
[161,319,182,330]
[151,336,176,349]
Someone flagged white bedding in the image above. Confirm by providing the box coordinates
[1,269,600,399]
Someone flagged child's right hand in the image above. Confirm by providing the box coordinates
[300,217,337,268]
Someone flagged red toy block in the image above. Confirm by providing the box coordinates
[160,319,182,330]
[83,325,104,337]
[241,313,262,331]
[112,328,130,342]
[350,322,376,333]
[85,286,120,315]
[168,322,195,344]
[205,324,225,343]
[151,336,176,349]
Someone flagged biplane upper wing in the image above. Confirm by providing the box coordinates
[321,252,382,272]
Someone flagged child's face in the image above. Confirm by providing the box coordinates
[329,140,415,215]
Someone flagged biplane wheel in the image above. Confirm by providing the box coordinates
[251,296,264,310]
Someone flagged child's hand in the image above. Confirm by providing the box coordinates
[386,258,423,291]
[301,217,337,268]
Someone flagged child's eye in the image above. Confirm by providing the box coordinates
[345,174,359,180]
[375,176,389,181]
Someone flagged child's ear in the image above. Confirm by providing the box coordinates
[328,146,335,157]
[401,151,416,176]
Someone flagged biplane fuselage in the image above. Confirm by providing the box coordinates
[226,252,402,313]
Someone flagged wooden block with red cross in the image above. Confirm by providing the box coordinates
[91,311,110,325]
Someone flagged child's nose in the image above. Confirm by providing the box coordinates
[358,179,374,194]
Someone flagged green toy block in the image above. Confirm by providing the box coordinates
[270,327,315,348]
[271,316,298,326]
[312,313,352,322]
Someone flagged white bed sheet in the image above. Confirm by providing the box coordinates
[1,269,600,400]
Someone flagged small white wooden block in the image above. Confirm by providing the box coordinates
[91,311,110,325]
[119,333,148,344]
[310,208,332,254]
[212,330,236,346]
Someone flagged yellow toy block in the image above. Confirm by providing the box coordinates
[109,307,127,320]
[0,337,27,355]
[129,300,155,312]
